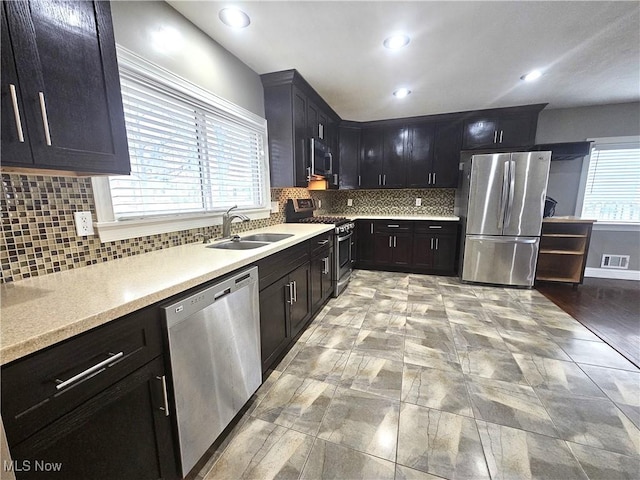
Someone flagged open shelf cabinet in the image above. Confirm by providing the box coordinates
[536,219,595,286]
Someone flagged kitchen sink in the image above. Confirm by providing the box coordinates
[241,233,293,242]
[207,241,270,250]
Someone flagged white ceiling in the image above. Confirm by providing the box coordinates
[167,1,640,122]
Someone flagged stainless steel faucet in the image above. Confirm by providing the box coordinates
[222,205,250,238]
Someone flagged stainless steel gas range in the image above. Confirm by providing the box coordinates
[286,199,355,297]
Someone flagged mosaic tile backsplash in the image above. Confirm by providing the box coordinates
[0,173,309,283]
[311,188,455,216]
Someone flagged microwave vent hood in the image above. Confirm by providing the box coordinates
[532,142,592,161]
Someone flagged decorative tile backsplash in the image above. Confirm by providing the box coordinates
[311,188,455,216]
[0,172,309,283]
[0,172,454,283]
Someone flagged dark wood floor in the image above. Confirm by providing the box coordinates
[537,278,640,368]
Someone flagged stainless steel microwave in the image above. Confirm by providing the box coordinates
[310,138,333,177]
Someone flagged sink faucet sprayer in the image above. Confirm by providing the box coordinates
[222,205,250,238]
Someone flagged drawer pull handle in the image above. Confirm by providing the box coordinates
[157,375,170,416]
[9,84,25,142]
[428,226,442,229]
[387,224,400,228]
[318,239,330,245]
[55,351,124,391]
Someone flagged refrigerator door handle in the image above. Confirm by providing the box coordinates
[504,159,516,229]
[498,160,510,230]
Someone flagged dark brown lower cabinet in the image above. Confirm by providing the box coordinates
[7,356,177,480]
[310,246,334,313]
[355,219,459,275]
[289,262,311,339]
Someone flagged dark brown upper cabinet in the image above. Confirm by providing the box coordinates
[338,124,360,189]
[359,127,385,188]
[462,104,546,150]
[1,0,130,175]
[261,70,341,188]
[431,120,463,188]
[405,123,435,188]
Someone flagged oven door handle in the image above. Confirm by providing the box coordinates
[337,232,353,243]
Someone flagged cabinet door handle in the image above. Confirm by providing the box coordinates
[334,173,338,185]
[358,175,361,186]
[430,238,434,250]
[293,280,297,303]
[433,173,436,185]
[378,174,382,186]
[429,225,442,229]
[318,239,330,245]
[323,257,329,274]
[38,92,52,146]
[393,236,397,247]
[157,375,170,416]
[388,236,392,248]
[55,351,124,391]
[383,174,386,185]
[499,130,504,144]
[428,173,432,185]
[493,130,498,144]
[370,223,374,234]
[436,238,439,250]
[306,166,311,182]
[9,84,25,142]
[287,282,294,304]
[387,224,400,228]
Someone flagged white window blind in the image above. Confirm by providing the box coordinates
[582,140,640,222]
[109,71,266,220]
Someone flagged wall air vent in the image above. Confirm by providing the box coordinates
[601,254,630,269]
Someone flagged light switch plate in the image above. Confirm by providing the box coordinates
[347,198,353,207]
[74,211,94,236]
[415,198,422,206]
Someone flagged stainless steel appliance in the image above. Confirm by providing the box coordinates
[456,151,551,287]
[310,137,333,178]
[162,267,261,477]
[286,198,355,296]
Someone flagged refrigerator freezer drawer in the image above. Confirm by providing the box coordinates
[462,235,540,287]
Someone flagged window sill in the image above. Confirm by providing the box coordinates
[94,208,272,243]
[592,222,640,232]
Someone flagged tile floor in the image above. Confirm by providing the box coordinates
[197,270,640,480]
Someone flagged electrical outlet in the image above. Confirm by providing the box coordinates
[270,201,279,213]
[347,198,353,207]
[415,198,422,207]
[74,211,94,236]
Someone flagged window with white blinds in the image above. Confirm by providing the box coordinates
[109,66,267,220]
[582,140,640,222]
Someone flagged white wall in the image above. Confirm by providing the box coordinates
[110,1,265,117]
[536,102,640,274]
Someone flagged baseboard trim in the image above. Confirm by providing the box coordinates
[584,267,640,281]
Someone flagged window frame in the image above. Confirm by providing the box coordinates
[575,135,640,230]
[92,46,271,243]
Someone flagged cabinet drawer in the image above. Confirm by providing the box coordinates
[255,241,309,290]
[414,221,458,234]
[374,220,414,233]
[310,231,333,257]
[1,307,163,446]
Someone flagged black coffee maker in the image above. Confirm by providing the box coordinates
[544,197,557,217]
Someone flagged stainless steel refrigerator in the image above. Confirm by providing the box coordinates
[456,151,551,287]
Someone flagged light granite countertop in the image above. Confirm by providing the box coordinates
[543,216,597,224]
[333,214,460,221]
[0,223,333,366]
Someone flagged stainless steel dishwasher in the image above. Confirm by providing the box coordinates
[162,266,261,477]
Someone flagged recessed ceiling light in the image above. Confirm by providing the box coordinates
[393,88,411,99]
[219,7,251,28]
[520,70,542,82]
[383,34,410,50]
